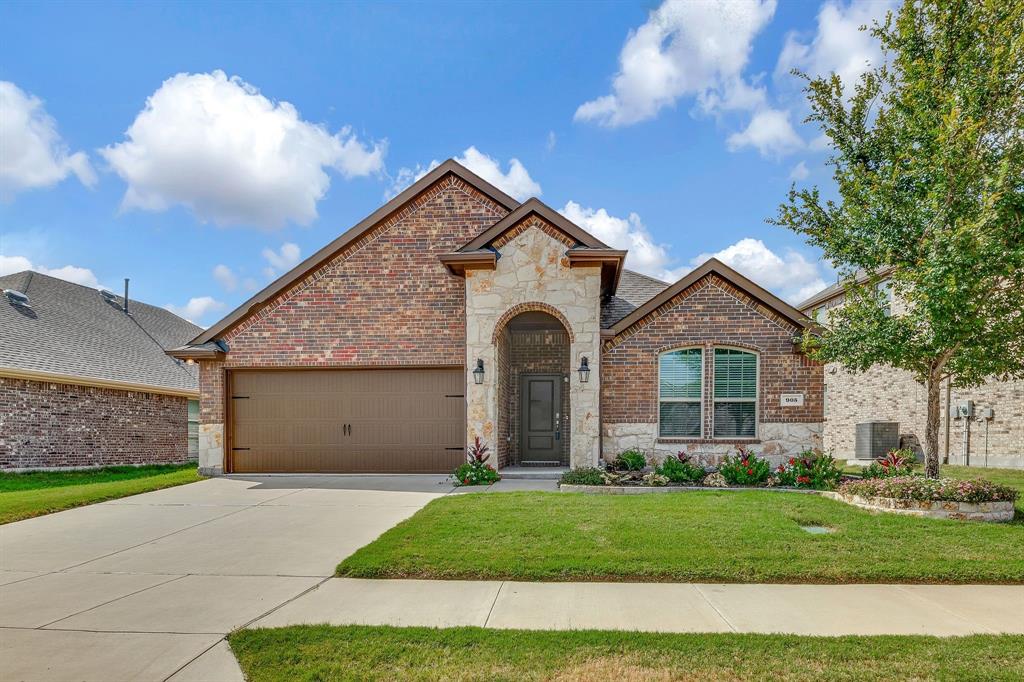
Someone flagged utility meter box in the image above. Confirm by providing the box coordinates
[957,400,975,419]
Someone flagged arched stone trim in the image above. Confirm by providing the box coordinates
[491,302,576,345]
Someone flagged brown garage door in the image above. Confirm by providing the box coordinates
[229,369,465,473]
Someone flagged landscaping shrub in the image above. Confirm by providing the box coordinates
[861,449,917,479]
[775,450,843,490]
[702,472,727,487]
[656,451,706,484]
[452,437,500,486]
[642,472,669,486]
[610,448,648,472]
[558,467,604,486]
[718,446,770,486]
[840,476,1018,503]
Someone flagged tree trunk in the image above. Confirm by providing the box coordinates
[924,366,942,478]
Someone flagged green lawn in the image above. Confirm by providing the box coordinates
[229,626,1024,682]
[0,463,203,524]
[338,485,1024,583]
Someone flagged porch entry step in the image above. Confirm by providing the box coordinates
[500,466,567,480]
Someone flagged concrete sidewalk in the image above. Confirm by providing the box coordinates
[254,578,1024,636]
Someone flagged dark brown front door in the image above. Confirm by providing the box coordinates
[519,374,562,463]
[229,368,465,473]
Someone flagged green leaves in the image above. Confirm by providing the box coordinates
[775,0,1024,471]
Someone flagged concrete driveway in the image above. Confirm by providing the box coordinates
[0,474,455,682]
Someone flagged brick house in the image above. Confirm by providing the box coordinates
[0,271,201,470]
[171,160,824,475]
[800,278,1024,468]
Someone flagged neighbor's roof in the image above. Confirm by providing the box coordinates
[0,271,201,396]
[600,270,671,329]
[797,266,895,311]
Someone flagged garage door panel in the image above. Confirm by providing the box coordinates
[230,369,465,473]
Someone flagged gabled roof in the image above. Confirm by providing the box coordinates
[603,258,814,338]
[184,159,521,349]
[459,197,610,251]
[0,271,201,396]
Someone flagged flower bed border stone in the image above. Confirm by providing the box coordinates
[558,484,1015,522]
[822,491,1015,522]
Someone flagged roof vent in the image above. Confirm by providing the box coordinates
[3,289,30,308]
[100,289,118,304]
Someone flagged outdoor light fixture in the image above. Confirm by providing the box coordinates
[472,358,485,385]
[578,356,590,383]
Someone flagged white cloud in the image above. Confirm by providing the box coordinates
[0,81,96,199]
[575,0,777,127]
[212,264,237,291]
[546,131,557,152]
[691,238,827,303]
[164,296,227,325]
[789,160,810,180]
[261,242,302,279]
[726,108,804,158]
[775,0,896,93]
[0,254,101,288]
[101,70,386,229]
[560,201,678,281]
[387,146,541,202]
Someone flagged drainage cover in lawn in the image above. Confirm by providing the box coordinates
[800,525,834,535]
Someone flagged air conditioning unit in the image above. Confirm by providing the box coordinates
[855,420,899,460]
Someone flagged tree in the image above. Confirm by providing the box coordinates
[772,0,1024,478]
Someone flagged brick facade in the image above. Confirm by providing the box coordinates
[195,176,510,473]
[601,274,824,464]
[0,377,189,470]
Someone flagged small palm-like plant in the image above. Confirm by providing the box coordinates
[467,436,490,464]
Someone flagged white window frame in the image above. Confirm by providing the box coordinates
[877,279,893,316]
[711,346,759,440]
[657,347,704,439]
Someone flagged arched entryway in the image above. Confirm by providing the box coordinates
[495,310,571,468]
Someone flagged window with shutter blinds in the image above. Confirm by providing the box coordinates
[659,348,702,437]
[713,348,757,438]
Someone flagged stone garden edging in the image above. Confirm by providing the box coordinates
[558,484,1015,522]
[821,491,1015,522]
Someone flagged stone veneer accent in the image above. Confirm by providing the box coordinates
[0,376,189,470]
[602,421,823,467]
[601,274,824,464]
[465,219,602,469]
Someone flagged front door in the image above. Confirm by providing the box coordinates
[519,374,562,464]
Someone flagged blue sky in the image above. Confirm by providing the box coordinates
[0,1,895,325]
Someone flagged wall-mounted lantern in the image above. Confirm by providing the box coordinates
[472,358,485,385]
[578,356,590,383]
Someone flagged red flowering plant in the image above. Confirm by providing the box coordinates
[861,448,917,479]
[451,437,500,486]
[718,445,771,486]
[775,449,843,490]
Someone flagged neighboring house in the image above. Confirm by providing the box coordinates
[0,271,202,470]
[171,160,824,475]
[800,278,1024,468]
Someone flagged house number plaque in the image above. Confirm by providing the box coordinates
[780,393,804,407]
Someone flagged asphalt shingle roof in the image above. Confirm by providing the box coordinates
[601,269,671,329]
[0,271,201,394]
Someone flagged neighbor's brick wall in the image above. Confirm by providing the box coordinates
[601,274,823,459]
[0,377,189,469]
[823,364,1024,463]
[805,290,1024,465]
[506,329,571,466]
